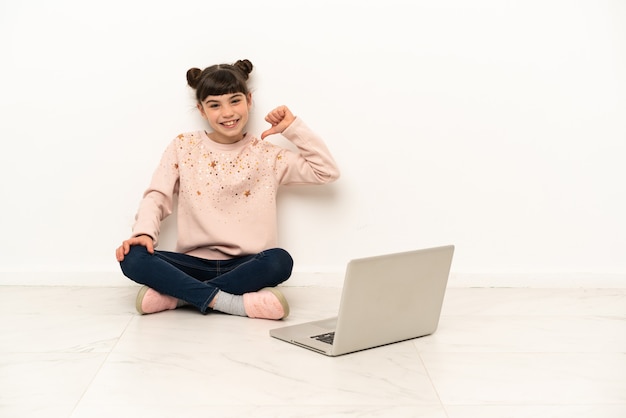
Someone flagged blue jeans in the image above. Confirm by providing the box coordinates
[119,246,293,313]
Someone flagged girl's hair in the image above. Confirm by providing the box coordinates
[186,59,253,102]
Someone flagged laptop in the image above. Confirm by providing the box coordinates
[270,245,455,356]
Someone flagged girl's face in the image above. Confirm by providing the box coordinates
[198,92,252,144]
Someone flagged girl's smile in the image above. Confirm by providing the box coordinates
[222,120,238,128]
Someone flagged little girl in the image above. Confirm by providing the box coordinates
[115,59,339,320]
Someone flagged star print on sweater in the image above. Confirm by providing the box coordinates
[131,117,340,260]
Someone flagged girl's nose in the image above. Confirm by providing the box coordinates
[221,104,234,117]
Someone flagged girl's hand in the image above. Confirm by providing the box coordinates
[261,105,295,139]
[115,235,154,262]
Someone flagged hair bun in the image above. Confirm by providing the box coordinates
[233,59,253,79]
[186,67,203,88]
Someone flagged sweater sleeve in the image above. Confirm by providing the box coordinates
[131,139,180,245]
[276,117,340,185]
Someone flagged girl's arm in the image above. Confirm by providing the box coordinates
[262,106,340,185]
[130,140,180,246]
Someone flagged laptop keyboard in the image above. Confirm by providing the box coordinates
[311,332,335,345]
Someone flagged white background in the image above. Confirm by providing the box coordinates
[1,0,624,285]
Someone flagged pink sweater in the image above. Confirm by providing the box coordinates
[131,117,340,260]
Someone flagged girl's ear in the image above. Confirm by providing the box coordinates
[197,103,206,119]
[247,93,253,109]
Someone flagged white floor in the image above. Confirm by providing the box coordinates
[1,284,625,418]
